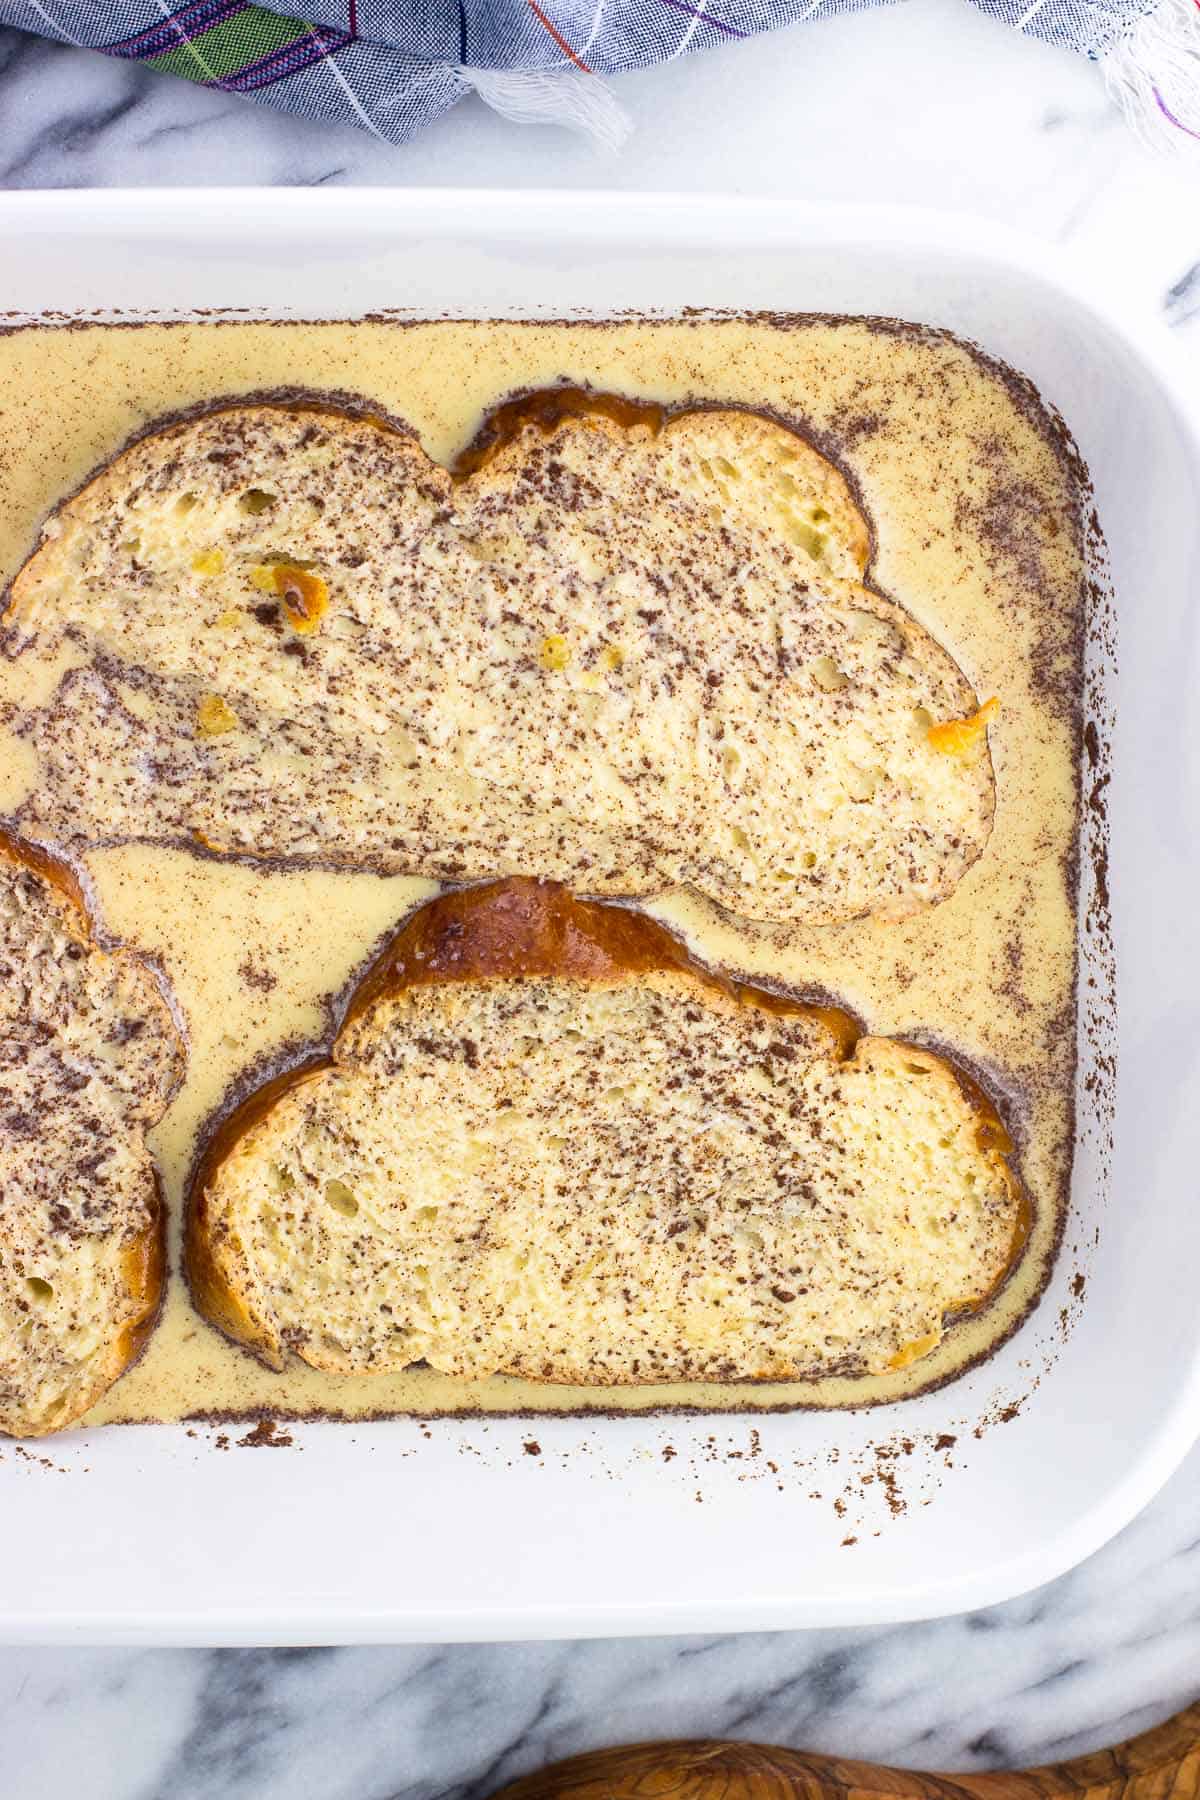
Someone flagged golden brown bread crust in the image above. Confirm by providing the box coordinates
[187,879,1026,1385]
[0,826,89,918]
[187,1057,329,1365]
[455,384,868,572]
[0,828,181,1436]
[112,1171,168,1389]
[344,875,862,1050]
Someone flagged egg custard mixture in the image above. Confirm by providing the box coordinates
[0,316,1086,1422]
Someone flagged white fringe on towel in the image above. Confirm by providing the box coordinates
[460,4,1199,158]
[1100,0,1200,147]
[458,66,632,152]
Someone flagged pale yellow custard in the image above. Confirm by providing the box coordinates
[0,317,1084,1421]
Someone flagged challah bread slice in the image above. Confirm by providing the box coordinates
[0,833,183,1436]
[188,880,1025,1388]
[4,390,995,926]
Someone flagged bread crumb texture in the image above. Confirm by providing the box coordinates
[4,401,995,925]
[0,845,181,1436]
[194,886,1021,1385]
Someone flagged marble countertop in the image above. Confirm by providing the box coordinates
[0,0,1196,355]
[3,1441,1200,1797]
[1,1,1198,1791]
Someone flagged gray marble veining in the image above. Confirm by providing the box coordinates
[0,1439,1198,1797]
[1166,262,1200,328]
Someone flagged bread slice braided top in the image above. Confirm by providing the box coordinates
[3,391,995,925]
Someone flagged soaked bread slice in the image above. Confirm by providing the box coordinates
[188,881,1025,1387]
[0,835,183,1436]
[3,392,995,926]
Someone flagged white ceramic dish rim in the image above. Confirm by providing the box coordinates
[0,190,1197,1644]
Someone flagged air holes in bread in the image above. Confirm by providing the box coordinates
[239,489,276,516]
[325,1180,359,1218]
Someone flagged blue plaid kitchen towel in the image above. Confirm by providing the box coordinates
[2,0,1197,147]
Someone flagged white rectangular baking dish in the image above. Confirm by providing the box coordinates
[1,191,1197,1645]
